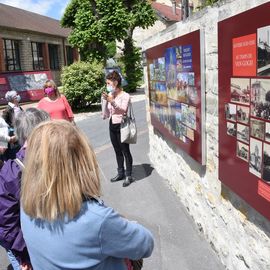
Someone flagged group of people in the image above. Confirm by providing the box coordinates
[0,71,154,270]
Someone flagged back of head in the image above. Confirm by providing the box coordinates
[106,71,122,87]
[14,108,50,145]
[21,120,101,221]
[5,90,17,102]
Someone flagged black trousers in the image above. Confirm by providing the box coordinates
[109,119,133,176]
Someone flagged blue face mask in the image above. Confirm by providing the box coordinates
[107,85,115,93]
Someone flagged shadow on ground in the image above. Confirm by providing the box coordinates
[133,163,154,181]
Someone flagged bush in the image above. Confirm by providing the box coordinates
[61,61,105,109]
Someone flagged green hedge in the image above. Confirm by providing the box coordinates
[61,61,105,109]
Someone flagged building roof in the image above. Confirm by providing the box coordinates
[151,2,182,22]
[0,3,70,37]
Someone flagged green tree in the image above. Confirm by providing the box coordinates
[61,0,156,92]
[198,0,219,9]
[61,0,129,62]
[121,0,156,92]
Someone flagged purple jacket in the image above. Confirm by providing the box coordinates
[0,147,29,262]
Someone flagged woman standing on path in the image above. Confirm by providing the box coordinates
[37,79,74,122]
[2,90,23,159]
[102,71,134,187]
[2,90,23,127]
[20,120,154,270]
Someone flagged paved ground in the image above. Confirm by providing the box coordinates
[0,93,226,270]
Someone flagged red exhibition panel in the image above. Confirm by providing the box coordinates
[0,70,53,104]
[146,30,205,165]
[218,2,270,220]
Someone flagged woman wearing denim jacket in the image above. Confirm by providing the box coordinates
[20,120,154,270]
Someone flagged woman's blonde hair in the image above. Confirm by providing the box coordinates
[21,120,101,221]
[43,79,60,97]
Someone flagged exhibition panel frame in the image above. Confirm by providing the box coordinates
[218,2,270,220]
[146,30,206,165]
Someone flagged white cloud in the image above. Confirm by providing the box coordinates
[0,0,69,18]
[0,0,55,15]
[59,0,69,17]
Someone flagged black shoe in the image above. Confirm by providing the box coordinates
[110,174,125,182]
[123,176,134,187]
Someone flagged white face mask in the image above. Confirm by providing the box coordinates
[107,85,115,93]
[16,95,21,102]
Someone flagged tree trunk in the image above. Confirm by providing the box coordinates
[123,28,137,92]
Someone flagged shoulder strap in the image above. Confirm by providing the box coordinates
[128,102,135,120]
[14,158,25,170]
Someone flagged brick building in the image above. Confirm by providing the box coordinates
[0,3,78,103]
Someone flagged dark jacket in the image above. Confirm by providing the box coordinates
[2,104,23,128]
[0,147,29,263]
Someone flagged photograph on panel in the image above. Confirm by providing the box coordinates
[153,59,159,80]
[176,46,182,59]
[186,85,199,105]
[150,101,155,114]
[187,72,195,86]
[225,103,237,122]
[257,25,270,76]
[153,103,161,120]
[175,111,182,138]
[237,105,249,124]
[179,123,187,142]
[181,103,188,125]
[237,123,249,144]
[155,103,162,122]
[265,122,270,142]
[230,78,250,105]
[168,99,177,135]
[156,57,166,81]
[165,47,177,99]
[155,82,167,106]
[251,79,270,120]
[262,142,270,183]
[186,127,195,141]
[176,72,188,103]
[149,63,155,81]
[150,91,156,103]
[249,138,263,178]
[185,105,196,130]
[159,106,169,128]
[227,122,236,137]
[150,80,155,90]
[176,59,183,73]
[237,141,249,162]
[250,118,265,140]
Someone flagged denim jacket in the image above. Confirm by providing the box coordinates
[21,199,154,270]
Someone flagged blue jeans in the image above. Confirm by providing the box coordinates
[6,249,20,270]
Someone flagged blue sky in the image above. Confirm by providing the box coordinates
[0,0,70,20]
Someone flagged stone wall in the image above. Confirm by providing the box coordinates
[142,0,270,269]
